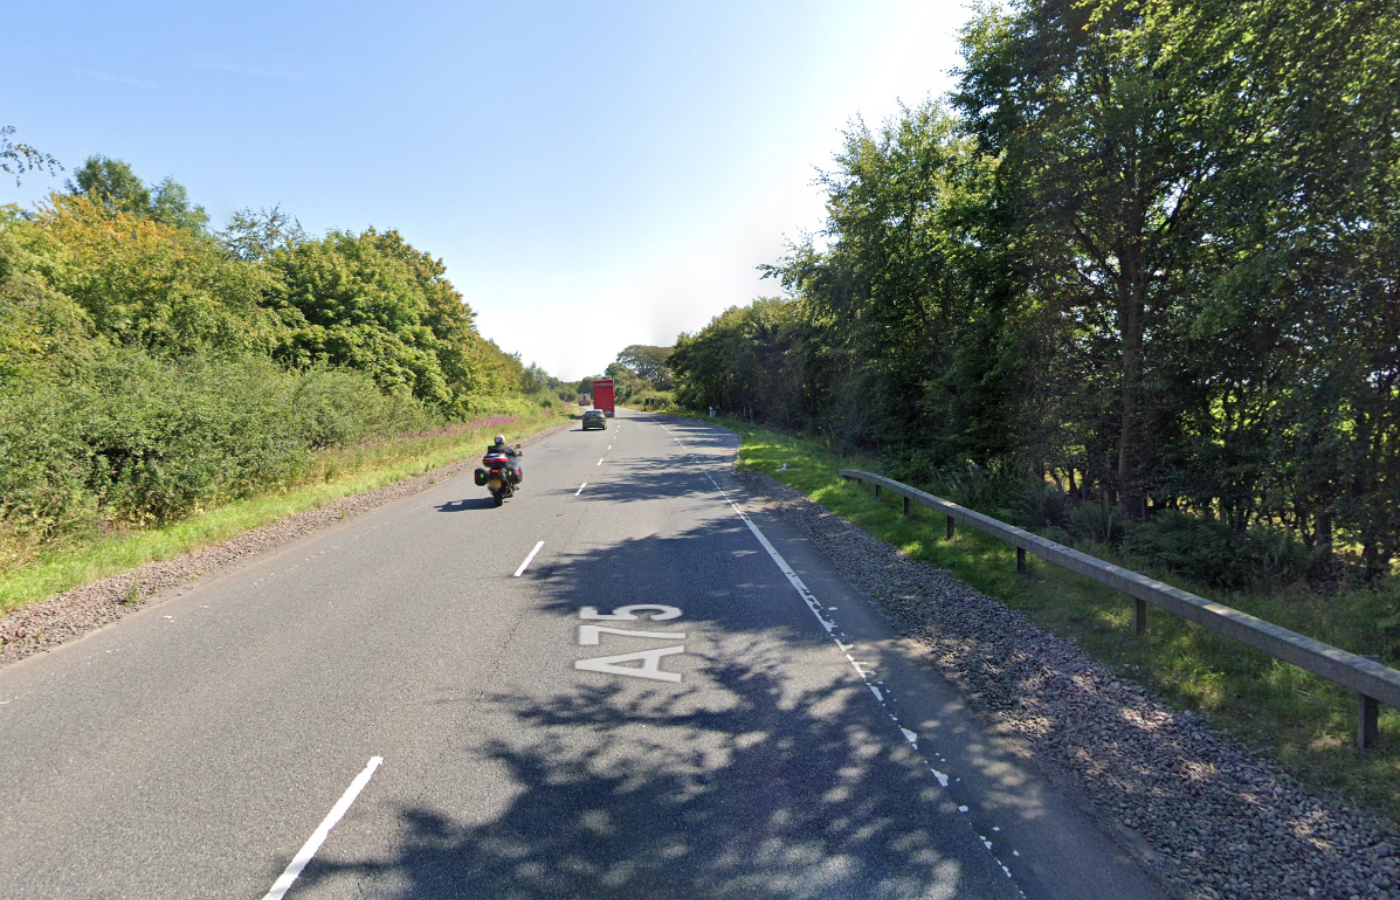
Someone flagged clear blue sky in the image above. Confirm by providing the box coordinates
[6,1,973,381]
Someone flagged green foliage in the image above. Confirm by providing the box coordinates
[0,161,571,575]
[701,414,1400,824]
[672,0,1400,587]
[68,156,150,213]
[266,227,481,413]
[24,194,281,355]
[0,125,61,189]
[1066,502,1128,547]
[1124,511,1308,592]
[0,400,567,614]
[67,155,208,233]
[615,344,674,389]
[218,206,307,262]
[0,349,439,567]
[671,297,816,426]
[0,212,105,382]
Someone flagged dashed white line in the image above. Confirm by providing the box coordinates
[514,541,545,577]
[697,464,1025,892]
[575,482,588,496]
[597,458,605,466]
[262,756,383,900]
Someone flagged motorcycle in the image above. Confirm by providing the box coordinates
[474,449,522,507]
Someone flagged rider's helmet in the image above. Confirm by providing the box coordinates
[493,434,506,446]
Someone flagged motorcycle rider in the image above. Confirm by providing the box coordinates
[486,434,523,483]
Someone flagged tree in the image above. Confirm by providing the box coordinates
[67,155,208,233]
[149,177,209,233]
[765,100,1024,459]
[0,126,61,189]
[67,155,151,215]
[266,228,481,412]
[615,345,674,388]
[219,206,307,262]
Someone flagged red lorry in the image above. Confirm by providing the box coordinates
[592,378,616,417]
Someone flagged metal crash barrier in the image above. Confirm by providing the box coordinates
[840,469,1400,749]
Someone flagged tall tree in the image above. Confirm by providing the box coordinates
[67,155,208,233]
[955,0,1222,516]
[767,101,1023,459]
[67,155,151,215]
[266,228,481,412]
[615,344,674,388]
[219,206,307,262]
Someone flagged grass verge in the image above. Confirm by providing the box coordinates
[679,411,1400,825]
[0,400,569,615]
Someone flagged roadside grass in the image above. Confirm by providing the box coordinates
[0,400,568,615]
[687,412,1400,825]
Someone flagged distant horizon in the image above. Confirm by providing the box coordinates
[3,0,971,381]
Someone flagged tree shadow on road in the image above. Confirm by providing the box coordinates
[298,654,997,899]
[293,525,1016,899]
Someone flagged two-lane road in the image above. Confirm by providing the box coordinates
[0,410,1167,899]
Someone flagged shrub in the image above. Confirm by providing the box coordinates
[1066,501,1128,545]
[929,459,1022,521]
[1124,509,1308,590]
[0,349,448,566]
[1018,477,1068,530]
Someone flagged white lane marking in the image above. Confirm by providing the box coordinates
[699,467,1025,889]
[514,541,545,577]
[575,482,587,496]
[576,647,684,682]
[578,625,687,645]
[263,757,383,900]
[597,458,605,466]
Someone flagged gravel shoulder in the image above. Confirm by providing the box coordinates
[733,468,1399,900]
[4,423,1396,900]
[0,421,571,668]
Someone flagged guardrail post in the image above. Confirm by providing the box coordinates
[875,484,882,499]
[1359,693,1379,749]
[837,467,1400,749]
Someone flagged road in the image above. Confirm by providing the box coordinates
[0,410,1168,899]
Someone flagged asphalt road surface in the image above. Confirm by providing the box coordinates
[0,410,1169,899]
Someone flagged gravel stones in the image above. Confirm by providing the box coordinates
[0,422,571,669]
[3,429,1393,900]
[735,469,1399,900]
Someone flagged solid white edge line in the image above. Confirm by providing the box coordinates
[700,466,1027,892]
[575,482,587,496]
[514,540,545,577]
[263,756,383,900]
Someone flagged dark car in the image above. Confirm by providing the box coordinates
[582,409,607,431]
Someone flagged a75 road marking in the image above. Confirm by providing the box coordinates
[574,605,687,683]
